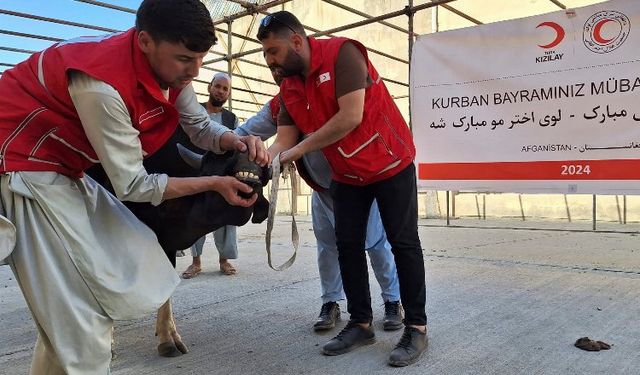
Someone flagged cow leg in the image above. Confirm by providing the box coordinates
[156,299,188,357]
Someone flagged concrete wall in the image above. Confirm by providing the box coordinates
[273,183,640,226]
[417,191,640,223]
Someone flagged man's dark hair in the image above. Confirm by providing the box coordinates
[256,11,306,40]
[136,0,217,52]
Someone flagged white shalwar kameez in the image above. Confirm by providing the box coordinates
[0,72,231,375]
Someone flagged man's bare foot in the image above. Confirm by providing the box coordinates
[181,264,201,279]
[219,261,237,275]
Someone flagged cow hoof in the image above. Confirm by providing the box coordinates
[158,342,184,357]
[175,340,189,355]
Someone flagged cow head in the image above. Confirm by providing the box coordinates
[177,144,271,198]
[227,151,271,198]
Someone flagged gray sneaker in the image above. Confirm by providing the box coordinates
[313,301,340,331]
[322,321,375,356]
[388,327,428,367]
[383,301,404,331]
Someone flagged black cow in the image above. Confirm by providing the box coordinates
[87,126,270,357]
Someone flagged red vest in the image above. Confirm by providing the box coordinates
[0,29,181,177]
[279,37,415,185]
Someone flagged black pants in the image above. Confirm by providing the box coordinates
[330,163,427,326]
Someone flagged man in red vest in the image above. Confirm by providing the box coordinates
[0,1,268,373]
[237,68,404,333]
[257,11,428,367]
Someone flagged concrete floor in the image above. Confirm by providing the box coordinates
[0,217,638,374]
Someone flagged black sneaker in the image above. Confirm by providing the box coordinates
[322,321,375,356]
[313,301,340,331]
[383,301,404,331]
[388,327,428,367]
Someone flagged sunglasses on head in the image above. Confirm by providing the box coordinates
[260,14,297,34]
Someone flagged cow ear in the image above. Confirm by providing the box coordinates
[251,195,269,223]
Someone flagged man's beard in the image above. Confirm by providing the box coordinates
[273,48,305,77]
[209,97,227,107]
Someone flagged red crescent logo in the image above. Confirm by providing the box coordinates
[583,11,630,54]
[537,21,565,49]
[593,18,616,44]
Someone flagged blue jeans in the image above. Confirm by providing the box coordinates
[312,190,400,304]
[190,225,238,259]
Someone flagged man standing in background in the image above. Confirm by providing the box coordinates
[182,72,242,278]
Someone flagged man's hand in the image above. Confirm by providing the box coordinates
[232,135,270,166]
[214,176,258,207]
[163,175,258,205]
[278,145,304,164]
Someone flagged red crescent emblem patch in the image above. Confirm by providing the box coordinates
[536,21,565,49]
[593,18,616,44]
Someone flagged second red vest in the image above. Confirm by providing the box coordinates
[279,37,415,185]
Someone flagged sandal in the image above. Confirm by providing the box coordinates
[181,264,201,279]
[220,262,237,276]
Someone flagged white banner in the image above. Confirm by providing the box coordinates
[411,0,640,194]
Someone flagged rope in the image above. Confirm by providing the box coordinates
[265,154,298,271]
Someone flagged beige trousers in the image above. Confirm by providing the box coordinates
[1,172,180,374]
